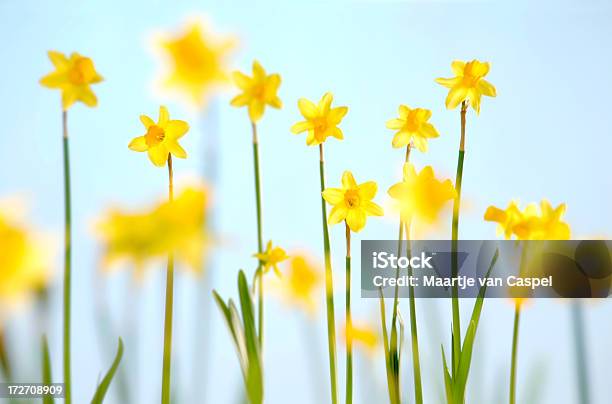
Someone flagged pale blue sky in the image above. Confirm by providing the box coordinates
[1,0,611,403]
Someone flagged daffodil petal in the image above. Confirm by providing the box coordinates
[363,201,384,216]
[140,115,155,129]
[318,92,333,115]
[48,51,69,68]
[249,99,265,123]
[484,206,507,223]
[358,181,377,200]
[346,209,366,232]
[232,71,251,89]
[341,171,357,189]
[392,131,410,148]
[158,106,169,126]
[328,205,347,225]
[252,60,266,80]
[165,120,189,139]
[167,141,187,159]
[128,136,148,152]
[297,98,317,119]
[477,79,497,97]
[328,106,348,124]
[39,72,66,88]
[451,60,466,75]
[148,145,169,167]
[420,122,439,138]
[322,188,344,204]
[290,120,313,134]
[386,119,405,130]
[445,87,468,110]
[399,105,411,119]
[230,93,250,107]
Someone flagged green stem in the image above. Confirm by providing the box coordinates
[0,329,11,382]
[161,155,175,404]
[378,291,399,404]
[405,221,423,404]
[509,304,521,404]
[319,144,338,404]
[572,302,591,404]
[451,101,467,373]
[252,122,265,347]
[42,334,53,404]
[345,223,352,404]
[62,110,72,404]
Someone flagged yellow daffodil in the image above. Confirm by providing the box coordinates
[435,59,496,114]
[386,105,439,151]
[291,92,348,146]
[160,22,235,106]
[128,106,189,167]
[0,211,49,319]
[97,187,209,276]
[39,51,103,110]
[254,241,289,277]
[388,163,456,224]
[280,254,323,314]
[485,200,571,240]
[231,60,282,123]
[322,171,384,232]
[342,321,379,352]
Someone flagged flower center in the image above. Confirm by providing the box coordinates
[461,62,483,87]
[405,111,422,132]
[344,190,361,209]
[313,117,328,134]
[68,57,96,85]
[145,125,166,147]
[252,84,266,100]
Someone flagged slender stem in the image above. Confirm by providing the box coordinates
[509,303,521,404]
[161,155,175,404]
[0,329,11,382]
[451,101,467,373]
[572,302,591,404]
[62,110,72,404]
[345,223,352,404]
[404,221,423,404]
[252,122,265,347]
[319,144,338,404]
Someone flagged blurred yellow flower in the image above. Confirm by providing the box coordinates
[386,105,439,151]
[322,171,384,232]
[230,60,282,123]
[254,241,289,277]
[0,211,49,318]
[97,187,209,276]
[39,51,103,110]
[342,321,379,352]
[290,92,348,146]
[128,106,189,167]
[388,163,456,224]
[435,59,496,114]
[279,254,323,314]
[159,22,235,106]
[485,200,571,240]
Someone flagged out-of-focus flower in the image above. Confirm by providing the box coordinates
[39,51,103,110]
[159,21,235,106]
[435,59,496,114]
[96,186,209,276]
[485,200,570,240]
[342,321,379,353]
[0,210,50,320]
[278,254,323,315]
[388,163,456,224]
[230,60,282,123]
[322,171,384,233]
[254,241,289,277]
[290,92,348,146]
[128,106,189,167]
[386,106,439,151]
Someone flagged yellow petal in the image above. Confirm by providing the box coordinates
[268,96,282,109]
[140,115,155,129]
[435,77,461,89]
[386,119,405,130]
[341,171,357,189]
[358,181,377,200]
[346,209,366,232]
[61,88,78,110]
[233,71,251,89]
[39,72,66,88]
[158,106,169,126]
[78,87,97,107]
[249,99,265,123]
[413,136,428,152]
[231,93,251,107]
[451,60,466,76]
[328,106,348,124]
[252,60,266,80]
[148,144,169,167]
[363,201,384,216]
[402,163,416,181]
[297,98,317,119]
[484,206,507,223]
[469,90,482,114]
[167,141,187,159]
[477,79,497,97]
[305,130,318,146]
[392,131,410,148]
[165,120,189,139]
[328,205,348,225]
[48,51,69,68]
[387,182,408,199]
[399,105,411,119]
[265,74,281,95]
[420,122,439,138]
[445,87,468,110]
[291,120,313,134]
[318,92,333,115]
[128,136,148,152]
[322,188,344,204]
[330,127,344,140]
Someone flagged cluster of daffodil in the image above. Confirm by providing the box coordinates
[485,199,570,404]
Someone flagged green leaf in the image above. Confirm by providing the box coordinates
[378,290,399,404]
[91,338,124,404]
[440,345,453,404]
[238,270,263,404]
[42,335,53,404]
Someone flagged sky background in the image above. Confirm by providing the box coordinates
[1,0,611,403]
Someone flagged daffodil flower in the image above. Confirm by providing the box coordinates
[388,163,456,224]
[386,105,440,151]
[160,22,235,106]
[291,92,348,146]
[128,106,189,167]
[322,171,383,232]
[231,60,282,123]
[485,200,570,240]
[436,59,496,114]
[254,241,289,277]
[342,321,379,353]
[39,51,103,110]
[279,254,322,315]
